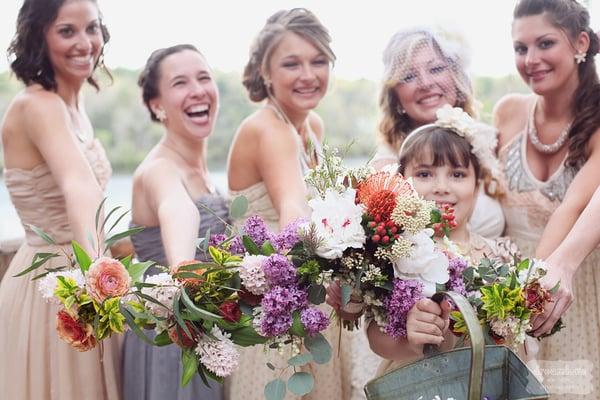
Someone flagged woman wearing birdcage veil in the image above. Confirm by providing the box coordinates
[371,28,505,240]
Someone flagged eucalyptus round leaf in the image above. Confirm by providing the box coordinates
[287,353,312,367]
[304,333,332,364]
[287,372,314,396]
[230,195,249,220]
[264,379,286,400]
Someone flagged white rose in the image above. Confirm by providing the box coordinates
[309,188,366,259]
[392,229,449,297]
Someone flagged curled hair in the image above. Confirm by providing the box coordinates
[377,29,477,153]
[399,126,483,184]
[138,44,202,122]
[242,8,336,102]
[7,0,111,91]
[514,0,600,167]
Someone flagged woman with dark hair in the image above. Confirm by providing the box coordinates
[0,0,119,399]
[121,44,226,400]
[494,0,600,394]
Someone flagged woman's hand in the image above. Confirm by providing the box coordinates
[406,298,451,355]
[325,280,363,321]
[529,260,574,336]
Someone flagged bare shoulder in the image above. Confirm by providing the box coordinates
[244,109,298,150]
[134,155,181,195]
[493,93,531,148]
[308,111,325,142]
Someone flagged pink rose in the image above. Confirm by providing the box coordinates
[86,257,131,303]
[56,310,97,351]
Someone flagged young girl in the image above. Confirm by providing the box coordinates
[366,106,520,375]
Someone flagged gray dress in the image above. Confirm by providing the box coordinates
[122,193,228,400]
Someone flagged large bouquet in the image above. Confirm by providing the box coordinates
[452,255,563,348]
[299,146,463,337]
[18,200,151,351]
[132,200,332,399]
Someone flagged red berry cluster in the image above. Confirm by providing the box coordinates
[433,204,458,237]
[366,217,401,245]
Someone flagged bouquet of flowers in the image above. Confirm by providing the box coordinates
[16,199,151,351]
[452,255,563,348]
[131,199,332,399]
[296,146,463,338]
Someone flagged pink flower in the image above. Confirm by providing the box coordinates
[56,310,97,351]
[86,257,131,303]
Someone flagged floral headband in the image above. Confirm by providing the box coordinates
[400,105,500,179]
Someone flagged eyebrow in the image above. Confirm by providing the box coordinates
[169,71,209,82]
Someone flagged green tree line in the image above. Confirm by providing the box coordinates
[0,69,527,172]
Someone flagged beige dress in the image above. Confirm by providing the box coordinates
[0,139,122,400]
[499,116,600,399]
[227,116,352,400]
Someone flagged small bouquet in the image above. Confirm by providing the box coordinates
[16,199,151,351]
[452,255,563,348]
[132,199,332,399]
[297,146,462,338]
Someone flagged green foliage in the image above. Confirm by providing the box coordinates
[96,297,126,339]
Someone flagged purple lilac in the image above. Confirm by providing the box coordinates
[208,234,245,255]
[300,307,330,336]
[260,313,293,337]
[261,286,307,315]
[262,254,297,287]
[271,219,304,252]
[384,278,424,339]
[446,256,468,296]
[243,215,272,247]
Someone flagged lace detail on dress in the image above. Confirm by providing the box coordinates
[502,133,579,202]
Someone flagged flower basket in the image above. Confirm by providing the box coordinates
[364,291,549,400]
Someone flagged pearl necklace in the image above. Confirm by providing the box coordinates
[527,97,572,154]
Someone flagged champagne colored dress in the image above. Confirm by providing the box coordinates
[0,138,122,400]
[498,99,600,398]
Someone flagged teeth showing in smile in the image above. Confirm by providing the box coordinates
[418,94,442,105]
[185,104,209,118]
[295,87,319,94]
[70,55,93,66]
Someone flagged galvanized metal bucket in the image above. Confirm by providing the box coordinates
[364,291,549,400]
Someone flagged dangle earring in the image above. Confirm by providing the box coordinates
[155,108,167,122]
[263,76,272,92]
[575,51,587,64]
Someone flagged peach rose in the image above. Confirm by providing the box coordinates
[86,257,132,303]
[56,310,97,351]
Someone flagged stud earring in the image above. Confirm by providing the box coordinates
[396,104,407,115]
[263,76,272,90]
[155,108,167,122]
[575,51,587,64]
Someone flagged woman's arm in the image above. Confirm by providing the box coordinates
[142,161,200,266]
[25,93,104,255]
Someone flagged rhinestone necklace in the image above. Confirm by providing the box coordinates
[527,97,572,154]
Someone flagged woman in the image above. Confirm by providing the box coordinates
[372,28,504,239]
[0,0,119,399]
[121,45,227,400]
[227,8,351,400]
[494,0,600,395]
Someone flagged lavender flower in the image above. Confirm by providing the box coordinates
[271,219,304,252]
[262,254,297,287]
[243,215,271,247]
[447,256,468,296]
[261,286,307,315]
[209,234,245,255]
[384,278,424,339]
[300,307,330,336]
[259,313,293,337]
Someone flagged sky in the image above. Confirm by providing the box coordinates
[0,0,599,80]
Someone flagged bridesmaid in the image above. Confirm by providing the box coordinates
[494,0,600,396]
[0,0,120,399]
[227,8,351,400]
[121,45,227,400]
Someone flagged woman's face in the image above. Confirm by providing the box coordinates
[404,152,478,230]
[393,44,457,127]
[151,50,219,140]
[44,0,104,83]
[267,32,330,113]
[512,14,584,95]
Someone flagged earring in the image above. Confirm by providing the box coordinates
[575,51,587,64]
[155,108,167,122]
[263,76,272,90]
[396,104,407,115]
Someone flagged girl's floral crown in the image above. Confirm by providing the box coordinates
[400,105,500,179]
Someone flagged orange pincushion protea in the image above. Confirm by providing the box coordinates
[356,172,415,220]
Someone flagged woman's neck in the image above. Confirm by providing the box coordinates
[161,133,207,172]
[54,75,85,109]
[268,100,310,134]
[536,77,579,123]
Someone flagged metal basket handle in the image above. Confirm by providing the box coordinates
[423,291,484,400]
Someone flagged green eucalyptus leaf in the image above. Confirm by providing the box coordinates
[287,353,312,367]
[287,372,314,396]
[304,333,332,364]
[341,284,352,306]
[266,362,276,371]
[229,195,249,220]
[308,284,326,305]
[264,379,286,400]
[105,226,145,248]
[28,224,56,245]
[13,253,60,277]
[94,197,109,232]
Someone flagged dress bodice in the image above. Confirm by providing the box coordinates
[3,138,112,246]
[130,193,228,270]
[498,125,579,246]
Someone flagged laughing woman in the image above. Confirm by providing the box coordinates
[121,45,227,400]
[226,8,351,400]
